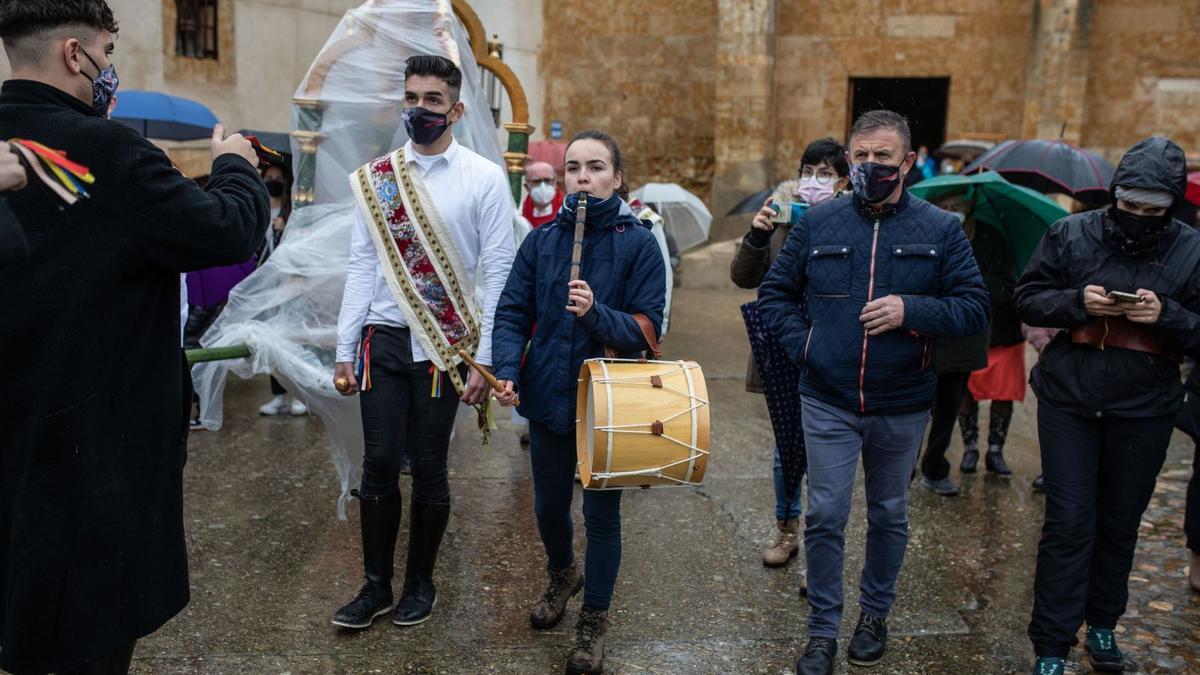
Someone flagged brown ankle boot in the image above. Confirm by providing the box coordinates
[530,563,583,629]
[762,518,800,568]
[1190,550,1200,593]
[565,606,608,674]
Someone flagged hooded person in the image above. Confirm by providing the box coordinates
[1015,136,1200,675]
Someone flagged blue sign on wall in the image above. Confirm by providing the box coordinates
[550,120,563,140]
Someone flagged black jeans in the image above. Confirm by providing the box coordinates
[358,326,463,503]
[1028,403,1174,657]
[920,372,971,481]
[1176,387,1200,553]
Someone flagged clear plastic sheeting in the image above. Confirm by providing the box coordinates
[192,0,509,518]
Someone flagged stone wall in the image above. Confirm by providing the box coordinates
[540,0,719,200]
[540,0,1200,242]
[1082,0,1200,161]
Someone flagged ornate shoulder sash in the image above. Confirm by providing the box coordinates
[349,148,480,394]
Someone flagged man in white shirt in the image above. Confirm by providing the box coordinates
[330,55,515,631]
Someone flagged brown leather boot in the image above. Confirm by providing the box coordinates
[1190,550,1200,593]
[565,606,608,674]
[530,562,583,629]
[762,518,800,568]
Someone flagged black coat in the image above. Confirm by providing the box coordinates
[1015,137,1200,419]
[0,80,268,674]
[0,197,28,267]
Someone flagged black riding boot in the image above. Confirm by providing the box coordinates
[394,500,450,626]
[332,490,401,628]
[986,404,1014,475]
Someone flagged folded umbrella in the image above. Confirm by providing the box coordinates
[963,139,1115,207]
[910,171,1069,275]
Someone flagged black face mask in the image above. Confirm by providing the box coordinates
[402,106,451,146]
[849,161,905,204]
[264,179,287,197]
[1109,207,1170,256]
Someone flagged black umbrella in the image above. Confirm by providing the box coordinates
[963,139,1115,206]
[726,188,772,216]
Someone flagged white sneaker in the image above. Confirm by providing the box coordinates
[289,398,308,416]
[259,395,288,416]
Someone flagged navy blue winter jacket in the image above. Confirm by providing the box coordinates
[492,206,667,435]
[757,191,990,415]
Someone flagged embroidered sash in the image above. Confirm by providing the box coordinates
[350,148,480,395]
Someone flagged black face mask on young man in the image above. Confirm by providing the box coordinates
[402,107,451,146]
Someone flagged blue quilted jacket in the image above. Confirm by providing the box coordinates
[492,208,666,434]
[757,191,990,415]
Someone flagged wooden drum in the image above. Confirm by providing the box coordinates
[576,359,710,489]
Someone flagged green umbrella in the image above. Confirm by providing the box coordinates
[911,170,1069,275]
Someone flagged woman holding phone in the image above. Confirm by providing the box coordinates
[1015,137,1200,675]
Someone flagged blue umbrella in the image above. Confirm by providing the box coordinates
[111,91,220,141]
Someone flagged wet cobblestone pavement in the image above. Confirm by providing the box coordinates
[132,287,1200,674]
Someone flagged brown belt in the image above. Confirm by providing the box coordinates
[1070,317,1179,363]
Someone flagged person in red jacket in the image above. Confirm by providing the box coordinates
[521,160,563,228]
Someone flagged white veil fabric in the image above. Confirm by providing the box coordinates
[192,0,509,517]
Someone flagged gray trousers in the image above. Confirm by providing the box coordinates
[801,395,929,637]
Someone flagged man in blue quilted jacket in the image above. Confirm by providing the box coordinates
[758,110,989,675]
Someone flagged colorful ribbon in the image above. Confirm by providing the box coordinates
[8,139,95,205]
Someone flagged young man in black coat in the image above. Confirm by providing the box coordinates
[0,2,270,673]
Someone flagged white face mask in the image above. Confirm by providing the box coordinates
[795,176,837,206]
[950,211,966,225]
[530,182,556,206]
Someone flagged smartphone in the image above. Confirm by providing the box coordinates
[770,201,809,226]
[1107,290,1143,304]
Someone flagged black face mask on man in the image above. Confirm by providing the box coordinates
[402,107,451,146]
[264,179,287,197]
[849,161,905,204]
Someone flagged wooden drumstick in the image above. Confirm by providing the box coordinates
[457,348,519,407]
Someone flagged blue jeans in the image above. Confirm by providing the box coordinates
[801,396,929,638]
[529,422,622,611]
[773,446,803,521]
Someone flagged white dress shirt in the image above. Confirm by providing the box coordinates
[336,139,516,366]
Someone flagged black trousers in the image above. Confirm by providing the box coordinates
[358,326,464,503]
[269,376,286,396]
[1028,403,1174,657]
[1176,387,1200,553]
[55,641,136,675]
[919,372,971,481]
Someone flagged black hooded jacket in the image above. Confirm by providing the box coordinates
[1015,137,1200,418]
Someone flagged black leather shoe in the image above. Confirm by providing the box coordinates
[960,449,979,473]
[847,613,887,666]
[1032,475,1045,492]
[393,578,437,626]
[796,637,837,675]
[332,580,394,629]
[985,447,1012,475]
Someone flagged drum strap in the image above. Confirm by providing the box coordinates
[604,313,662,360]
